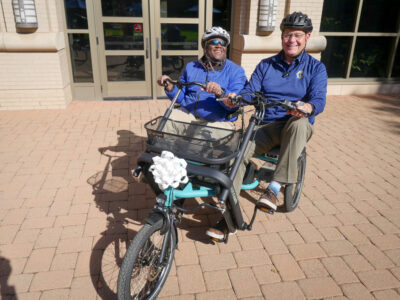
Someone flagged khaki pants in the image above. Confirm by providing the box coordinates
[233,117,314,196]
[163,107,235,137]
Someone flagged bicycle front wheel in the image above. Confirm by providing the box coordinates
[117,219,176,300]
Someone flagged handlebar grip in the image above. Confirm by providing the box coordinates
[296,107,309,115]
[232,95,254,105]
[231,95,242,106]
[163,78,179,90]
[294,101,309,115]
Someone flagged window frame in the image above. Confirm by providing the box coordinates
[320,0,400,81]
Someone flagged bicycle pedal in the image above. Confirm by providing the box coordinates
[211,237,225,243]
[257,206,275,215]
[210,232,230,244]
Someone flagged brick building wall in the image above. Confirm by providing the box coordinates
[0,0,71,110]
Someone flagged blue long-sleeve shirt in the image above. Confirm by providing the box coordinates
[165,58,247,121]
[241,51,327,124]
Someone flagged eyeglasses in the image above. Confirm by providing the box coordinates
[282,33,305,40]
[207,39,227,47]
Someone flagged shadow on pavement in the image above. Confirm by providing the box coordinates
[0,255,16,299]
[87,129,216,299]
[87,130,147,299]
[358,94,400,134]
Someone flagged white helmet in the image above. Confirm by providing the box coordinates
[201,26,230,48]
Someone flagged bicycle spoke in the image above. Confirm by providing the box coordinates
[129,231,164,298]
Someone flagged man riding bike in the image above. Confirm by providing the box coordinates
[207,12,328,240]
[157,26,247,135]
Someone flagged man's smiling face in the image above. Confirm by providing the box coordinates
[205,39,227,62]
[281,29,311,62]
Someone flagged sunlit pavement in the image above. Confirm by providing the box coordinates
[0,94,399,299]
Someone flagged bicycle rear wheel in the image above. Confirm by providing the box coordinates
[117,219,176,300]
[283,149,306,212]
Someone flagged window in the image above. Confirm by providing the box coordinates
[160,0,198,18]
[320,0,400,79]
[64,0,88,29]
[64,1,94,83]
[321,36,351,78]
[212,0,232,58]
[68,34,94,82]
[212,0,232,30]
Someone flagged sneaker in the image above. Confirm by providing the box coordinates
[257,188,278,212]
[206,218,236,242]
[206,218,227,241]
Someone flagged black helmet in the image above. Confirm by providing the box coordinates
[280,12,313,32]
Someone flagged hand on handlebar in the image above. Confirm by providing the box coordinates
[157,75,174,92]
[222,93,238,108]
[202,81,224,97]
[287,101,312,118]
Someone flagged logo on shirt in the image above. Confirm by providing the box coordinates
[296,71,304,79]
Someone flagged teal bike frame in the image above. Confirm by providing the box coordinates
[162,154,278,206]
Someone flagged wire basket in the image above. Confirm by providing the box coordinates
[144,116,242,164]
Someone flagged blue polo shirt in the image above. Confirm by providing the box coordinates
[241,51,327,124]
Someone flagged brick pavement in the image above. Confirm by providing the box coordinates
[0,94,399,299]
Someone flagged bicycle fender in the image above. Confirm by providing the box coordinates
[172,223,179,247]
[144,210,179,246]
[145,210,165,226]
[145,209,171,235]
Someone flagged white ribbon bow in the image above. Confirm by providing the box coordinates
[149,151,189,190]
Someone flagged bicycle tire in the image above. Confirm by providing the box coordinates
[117,219,176,300]
[283,150,306,212]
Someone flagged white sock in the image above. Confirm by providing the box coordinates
[268,181,281,195]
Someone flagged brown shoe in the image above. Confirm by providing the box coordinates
[206,218,236,242]
[257,188,278,211]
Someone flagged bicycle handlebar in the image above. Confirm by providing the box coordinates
[228,94,309,116]
[162,79,307,115]
[164,79,226,96]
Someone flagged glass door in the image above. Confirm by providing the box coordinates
[90,0,206,99]
[150,0,205,98]
[93,0,152,98]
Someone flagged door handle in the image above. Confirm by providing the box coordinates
[156,37,159,59]
[145,38,149,59]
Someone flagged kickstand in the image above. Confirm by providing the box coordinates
[223,232,229,244]
[246,204,275,231]
[246,206,259,230]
